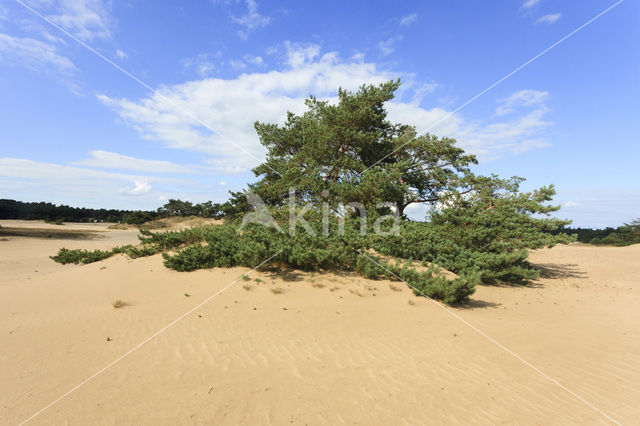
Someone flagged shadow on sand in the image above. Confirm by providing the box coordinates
[532,263,588,280]
[452,299,501,310]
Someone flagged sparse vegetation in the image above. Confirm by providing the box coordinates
[49,81,574,305]
[271,287,284,294]
[242,284,252,291]
[112,300,128,308]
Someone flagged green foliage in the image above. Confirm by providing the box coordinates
[249,80,476,215]
[561,218,640,247]
[48,80,581,305]
[121,211,155,225]
[0,199,156,223]
[158,219,475,304]
[50,247,115,264]
[372,176,574,285]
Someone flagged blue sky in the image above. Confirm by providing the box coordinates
[0,0,638,227]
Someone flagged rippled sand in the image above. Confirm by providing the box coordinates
[1,220,638,424]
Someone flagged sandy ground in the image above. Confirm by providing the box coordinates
[0,220,638,425]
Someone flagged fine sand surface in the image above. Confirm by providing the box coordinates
[0,221,638,424]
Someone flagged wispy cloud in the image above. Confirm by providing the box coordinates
[182,53,217,77]
[73,150,195,174]
[46,0,112,41]
[522,0,540,9]
[399,13,417,26]
[2,0,113,80]
[231,0,270,39]
[496,89,549,115]
[0,33,75,74]
[378,35,403,56]
[536,13,561,24]
[97,45,554,171]
[0,157,161,204]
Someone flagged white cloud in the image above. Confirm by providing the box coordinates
[228,55,265,71]
[554,189,640,228]
[182,53,217,77]
[387,97,552,161]
[536,13,561,24]
[245,54,264,66]
[115,49,126,59]
[120,181,152,196]
[496,89,548,115]
[284,41,320,68]
[46,0,112,41]
[378,35,403,56]
[97,44,554,173]
[0,157,165,204]
[231,0,270,39]
[0,0,112,79]
[73,150,195,174]
[0,33,75,74]
[399,13,417,26]
[229,58,246,70]
[522,0,540,9]
[219,180,227,186]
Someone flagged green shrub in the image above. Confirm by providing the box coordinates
[50,247,114,264]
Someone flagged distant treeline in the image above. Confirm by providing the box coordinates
[0,196,246,225]
[556,218,640,247]
[0,199,157,224]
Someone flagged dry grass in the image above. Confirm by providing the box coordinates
[112,300,128,309]
[271,287,284,295]
[349,289,364,297]
[242,284,252,291]
[312,282,325,289]
[407,299,416,306]
[389,284,402,292]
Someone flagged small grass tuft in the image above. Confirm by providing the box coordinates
[312,282,325,289]
[389,284,402,292]
[407,299,416,306]
[112,300,128,309]
[241,275,250,281]
[349,289,364,297]
[271,287,284,294]
[242,284,252,291]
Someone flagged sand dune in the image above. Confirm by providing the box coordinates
[0,221,638,424]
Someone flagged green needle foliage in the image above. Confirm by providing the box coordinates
[50,80,574,304]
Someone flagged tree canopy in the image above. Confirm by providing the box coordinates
[251,80,477,215]
[50,80,577,304]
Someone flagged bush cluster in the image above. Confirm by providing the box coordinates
[51,219,477,304]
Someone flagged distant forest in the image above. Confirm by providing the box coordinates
[556,220,640,247]
[0,198,233,225]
